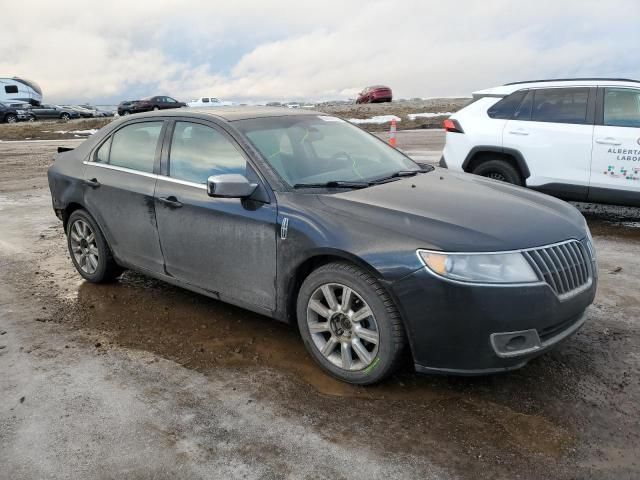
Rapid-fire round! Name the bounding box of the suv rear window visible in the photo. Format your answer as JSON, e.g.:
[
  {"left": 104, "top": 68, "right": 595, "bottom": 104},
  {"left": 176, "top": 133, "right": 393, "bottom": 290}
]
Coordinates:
[
  {"left": 531, "top": 88, "right": 589, "bottom": 124},
  {"left": 487, "top": 91, "right": 527, "bottom": 119}
]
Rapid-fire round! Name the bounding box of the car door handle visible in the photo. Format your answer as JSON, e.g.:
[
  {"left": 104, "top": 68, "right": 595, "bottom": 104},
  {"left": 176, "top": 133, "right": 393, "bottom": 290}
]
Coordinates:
[
  {"left": 158, "top": 196, "right": 183, "bottom": 208},
  {"left": 595, "top": 137, "right": 622, "bottom": 145},
  {"left": 84, "top": 178, "right": 101, "bottom": 188},
  {"left": 508, "top": 129, "right": 529, "bottom": 136}
]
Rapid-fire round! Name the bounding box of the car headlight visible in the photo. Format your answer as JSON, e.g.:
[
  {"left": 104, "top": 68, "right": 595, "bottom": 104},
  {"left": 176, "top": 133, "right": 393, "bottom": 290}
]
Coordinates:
[{"left": 418, "top": 250, "right": 539, "bottom": 284}]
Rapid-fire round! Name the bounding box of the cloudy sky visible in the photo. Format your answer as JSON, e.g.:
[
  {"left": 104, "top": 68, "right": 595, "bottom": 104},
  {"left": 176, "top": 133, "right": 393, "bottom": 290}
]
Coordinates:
[{"left": 2, "top": 0, "right": 639, "bottom": 104}]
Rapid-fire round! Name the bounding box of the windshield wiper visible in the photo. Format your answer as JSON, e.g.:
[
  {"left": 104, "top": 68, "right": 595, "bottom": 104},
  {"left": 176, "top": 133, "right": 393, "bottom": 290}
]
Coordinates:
[
  {"left": 293, "top": 180, "right": 371, "bottom": 189},
  {"left": 369, "top": 168, "right": 432, "bottom": 184}
]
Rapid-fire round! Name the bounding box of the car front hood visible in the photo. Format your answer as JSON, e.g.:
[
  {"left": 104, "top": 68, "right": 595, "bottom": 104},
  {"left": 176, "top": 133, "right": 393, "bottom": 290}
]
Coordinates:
[{"left": 317, "top": 169, "right": 587, "bottom": 252}]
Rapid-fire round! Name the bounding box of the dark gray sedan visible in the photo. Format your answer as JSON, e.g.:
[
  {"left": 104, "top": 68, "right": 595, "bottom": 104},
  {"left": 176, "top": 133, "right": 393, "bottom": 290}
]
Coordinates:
[
  {"left": 47, "top": 108, "right": 597, "bottom": 384},
  {"left": 31, "top": 104, "right": 80, "bottom": 120}
]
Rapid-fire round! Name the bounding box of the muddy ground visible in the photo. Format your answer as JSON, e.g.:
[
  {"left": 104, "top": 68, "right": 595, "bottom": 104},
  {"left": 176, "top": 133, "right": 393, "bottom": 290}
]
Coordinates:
[
  {"left": 0, "top": 98, "right": 468, "bottom": 141},
  {"left": 0, "top": 136, "right": 639, "bottom": 479}
]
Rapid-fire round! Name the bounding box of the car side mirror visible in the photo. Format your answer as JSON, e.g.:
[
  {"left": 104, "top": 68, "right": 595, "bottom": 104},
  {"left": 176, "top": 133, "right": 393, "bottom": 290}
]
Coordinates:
[{"left": 207, "top": 174, "right": 258, "bottom": 198}]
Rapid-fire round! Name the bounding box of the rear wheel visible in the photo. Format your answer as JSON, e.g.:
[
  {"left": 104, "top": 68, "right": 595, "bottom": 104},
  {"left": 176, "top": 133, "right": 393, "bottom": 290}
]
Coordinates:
[
  {"left": 472, "top": 159, "right": 523, "bottom": 186},
  {"left": 60, "top": 112, "right": 70, "bottom": 120},
  {"left": 297, "top": 262, "right": 406, "bottom": 385},
  {"left": 67, "top": 210, "right": 123, "bottom": 283}
]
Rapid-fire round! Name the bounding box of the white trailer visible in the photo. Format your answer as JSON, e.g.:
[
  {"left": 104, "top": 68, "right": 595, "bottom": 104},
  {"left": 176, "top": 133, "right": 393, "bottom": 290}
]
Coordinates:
[{"left": 0, "top": 77, "right": 43, "bottom": 105}]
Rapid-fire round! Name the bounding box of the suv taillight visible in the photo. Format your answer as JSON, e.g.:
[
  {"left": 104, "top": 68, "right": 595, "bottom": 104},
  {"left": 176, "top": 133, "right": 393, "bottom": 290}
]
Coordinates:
[{"left": 443, "top": 119, "right": 464, "bottom": 133}]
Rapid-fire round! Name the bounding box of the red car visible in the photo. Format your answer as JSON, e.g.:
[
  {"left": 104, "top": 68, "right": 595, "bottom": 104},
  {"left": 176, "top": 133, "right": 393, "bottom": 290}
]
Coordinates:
[{"left": 356, "top": 85, "right": 393, "bottom": 104}]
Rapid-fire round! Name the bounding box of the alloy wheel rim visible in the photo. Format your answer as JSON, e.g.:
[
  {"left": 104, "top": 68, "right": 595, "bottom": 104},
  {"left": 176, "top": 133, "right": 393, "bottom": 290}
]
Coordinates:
[
  {"left": 307, "top": 283, "right": 379, "bottom": 371},
  {"left": 7, "top": 116, "right": 16, "bottom": 123},
  {"left": 69, "top": 219, "right": 99, "bottom": 274}
]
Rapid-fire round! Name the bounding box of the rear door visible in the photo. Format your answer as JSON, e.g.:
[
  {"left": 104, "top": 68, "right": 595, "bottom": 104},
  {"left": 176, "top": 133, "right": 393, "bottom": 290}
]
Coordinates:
[
  {"left": 154, "top": 119, "right": 278, "bottom": 310},
  {"left": 503, "top": 87, "right": 595, "bottom": 199},
  {"left": 83, "top": 120, "right": 166, "bottom": 273},
  {"left": 590, "top": 87, "right": 640, "bottom": 204}
]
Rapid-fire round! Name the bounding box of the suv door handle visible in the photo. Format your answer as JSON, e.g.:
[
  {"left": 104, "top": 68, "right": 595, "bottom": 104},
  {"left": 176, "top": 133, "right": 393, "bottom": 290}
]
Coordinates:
[
  {"left": 508, "top": 129, "right": 529, "bottom": 136},
  {"left": 84, "top": 178, "right": 101, "bottom": 188},
  {"left": 158, "top": 196, "right": 183, "bottom": 208},
  {"left": 595, "top": 137, "right": 622, "bottom": 145}
]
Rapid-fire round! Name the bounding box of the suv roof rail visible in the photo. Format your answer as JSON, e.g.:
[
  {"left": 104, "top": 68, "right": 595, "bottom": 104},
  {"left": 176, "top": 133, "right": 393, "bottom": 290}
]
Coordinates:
[{"left": 504, "top": 78, "right": 640, "bottom": 86}]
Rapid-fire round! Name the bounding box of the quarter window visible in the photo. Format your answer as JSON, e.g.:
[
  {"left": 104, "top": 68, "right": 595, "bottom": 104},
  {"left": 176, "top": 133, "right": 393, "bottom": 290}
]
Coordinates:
[
  {"left": 169, "top": 122, "right": 246, "bottom": 184},
  {"left": 108, "top": 122, "right": 163, "bottom": 173},
  {"left": 4, "top": 85, "right": 18, "bottom": 94},
  {"left": 531, "top": 88, "right": 589, "bottom": 124},
  {"left": 603, "top": 88, "right": 640, "bottom": 128},
  {"left": 95, "top": 137, "right": 111, "bottom": 163},
  {"left": 487, "top": 90, "right": 527, "bottom": 119}
]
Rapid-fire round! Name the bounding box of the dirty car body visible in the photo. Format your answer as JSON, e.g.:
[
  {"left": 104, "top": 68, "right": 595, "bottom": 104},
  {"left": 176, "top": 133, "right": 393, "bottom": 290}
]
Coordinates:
[{"left": 48, "top": 107, "right": 597, "bottom": 382}]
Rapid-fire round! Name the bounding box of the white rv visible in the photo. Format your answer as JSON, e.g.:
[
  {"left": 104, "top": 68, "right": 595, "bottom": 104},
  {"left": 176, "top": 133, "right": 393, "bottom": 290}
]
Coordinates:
[{"left": 0, "top": 77, "right": 43, "bottom": 105}]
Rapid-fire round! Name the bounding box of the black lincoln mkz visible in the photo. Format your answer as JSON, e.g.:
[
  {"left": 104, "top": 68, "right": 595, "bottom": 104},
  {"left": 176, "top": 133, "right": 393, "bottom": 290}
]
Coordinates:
[{"left": 48, "top": 107, "right": 597, "bottom": 384}]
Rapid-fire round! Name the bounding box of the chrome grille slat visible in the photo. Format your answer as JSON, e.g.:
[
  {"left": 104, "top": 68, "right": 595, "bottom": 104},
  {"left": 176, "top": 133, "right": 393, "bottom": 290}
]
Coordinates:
[
  {"left": 559, "top": 243, "right": 579, "bottom": 289},
  {"left": 524, "top": 240, "right": 591, "bottom": 297}
]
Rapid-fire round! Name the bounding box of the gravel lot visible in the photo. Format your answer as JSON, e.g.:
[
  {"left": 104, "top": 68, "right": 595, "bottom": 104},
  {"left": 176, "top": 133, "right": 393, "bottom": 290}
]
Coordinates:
[{"left": 0, "top": 135, "right": 639, "bottom": 479}]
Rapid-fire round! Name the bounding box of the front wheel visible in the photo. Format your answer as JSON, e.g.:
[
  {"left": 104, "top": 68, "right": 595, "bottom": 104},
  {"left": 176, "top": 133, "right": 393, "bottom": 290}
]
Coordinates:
[
  {"left": 472, "top": 159, "right": 523, "bottom": 186},
  {"left": 60, "top": 113, "right": 70, "bottom": 120},
  {"left": 5, "top": 114, "right": 17, "bottom": 123},
  {"left": 297, "top": 262, "right": 406, "bottom": 385},
  {"left": 67, "top": 210, "right": 123, "bottom": 283},
  {"left": 153, "top": 106, "right": 160, "bottom": 111}
]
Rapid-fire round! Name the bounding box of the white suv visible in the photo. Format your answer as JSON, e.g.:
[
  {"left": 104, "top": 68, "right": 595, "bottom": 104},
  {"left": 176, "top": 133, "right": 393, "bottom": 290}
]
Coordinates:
[{"left": 441, "top": 78, "right": 640, "bottom": 206}]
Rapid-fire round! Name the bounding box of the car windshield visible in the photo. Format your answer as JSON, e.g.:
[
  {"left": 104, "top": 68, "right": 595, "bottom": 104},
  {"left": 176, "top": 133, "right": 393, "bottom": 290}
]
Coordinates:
[{"left": 234, "top": 115, "right": 420, "bottom": 187}]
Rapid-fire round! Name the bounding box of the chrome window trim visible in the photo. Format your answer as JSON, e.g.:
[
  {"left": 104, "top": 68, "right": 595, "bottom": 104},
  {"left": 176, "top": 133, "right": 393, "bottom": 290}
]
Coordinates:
[
  {"left": 415, "top": 238, "right": 591, "bottom": 294},
  {"left": 157, "top": 175, "right": 207, "bottom": 190},
  {"left": 82, "top": 161, "right": 208, "bottom": 190},
  {"left": 82, "top": 160, "right": 157, "bottom": 179}
]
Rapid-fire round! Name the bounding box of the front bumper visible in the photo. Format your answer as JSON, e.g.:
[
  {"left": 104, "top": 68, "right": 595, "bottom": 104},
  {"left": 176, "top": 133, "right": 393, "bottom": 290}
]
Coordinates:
[{"left": 391, "top": 258, "right": 597, "bottom": 375}]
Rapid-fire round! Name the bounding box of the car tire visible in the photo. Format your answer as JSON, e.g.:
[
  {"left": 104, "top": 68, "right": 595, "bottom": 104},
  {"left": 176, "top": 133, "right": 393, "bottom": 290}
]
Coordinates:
[
  {"left": 472, "top": 159, "right": 523, "bottom": 186},
  {"left": 67, "top": 209, "right": 123, "bottom": 283},
  {"left": 60, "top": 113, "right": 70, "bottom": 121},
  {"left": 5, "top": 114, "right": 17, "bottom": 123},
  {"left": 28, "top": 116, "right": 36, "bottom": 122},
  {"left": 153, "top": 106, "right": 160, "bottom": 111},
  {"left": 296, "top": 262, "right": 406, "bottom": 385},
  {"left": 122, "top": 110, "right": 130, "bottom": 116}
]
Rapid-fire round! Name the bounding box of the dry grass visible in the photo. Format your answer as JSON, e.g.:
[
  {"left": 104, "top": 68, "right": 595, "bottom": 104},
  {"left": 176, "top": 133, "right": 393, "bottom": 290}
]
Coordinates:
[{"left": 0, "top": 118, "right": 113, "bottom": 141}]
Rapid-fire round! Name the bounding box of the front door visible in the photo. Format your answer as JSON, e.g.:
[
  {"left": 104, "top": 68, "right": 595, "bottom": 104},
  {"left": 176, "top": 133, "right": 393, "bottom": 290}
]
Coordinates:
[
  {"left": 154, "top": 120, "right": 278, "bottom": 310},
  {"left": 83, "top": 120, "right": 166, "bottom": 273},
  {"left": 590, "top": 87, "right": 640, "bottom": 205},
  {"left": 503, "top": 87, "right": 594, "bottom": 199}
]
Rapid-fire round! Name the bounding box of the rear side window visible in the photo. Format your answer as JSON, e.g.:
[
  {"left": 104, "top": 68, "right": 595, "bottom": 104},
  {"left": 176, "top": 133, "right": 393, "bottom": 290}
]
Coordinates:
[
  {"left": 513, "top": 90, "right": 534, "bottom": 120},
  {"left": 201, "top": 97, "right": 210, "bottom": 103},
  {"left": 531, "top": 88, "right": 589, "bottom": 124},
  {"left": 4, "top": 85, "right": 18, "bottom": 94},
  {"left": 487, "top": 90, "right": 527, "bottom": 119},
  {"left": 108, "top": 122, "right": 163, "bottom": 173},
  {"left": 603, "top": 88, "right": 640, "bottom": 128},
  {"left": 169, "top": 122, "right": 247, "bottom": 184}
]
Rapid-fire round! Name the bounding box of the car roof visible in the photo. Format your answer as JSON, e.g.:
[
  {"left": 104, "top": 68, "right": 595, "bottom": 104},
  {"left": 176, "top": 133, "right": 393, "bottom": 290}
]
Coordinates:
[
  {"left": 133, "top": 106, "right": 322, "bottom": 122},
  {"left": 473, "top": 78, "right": 640, "bottom": 97}
]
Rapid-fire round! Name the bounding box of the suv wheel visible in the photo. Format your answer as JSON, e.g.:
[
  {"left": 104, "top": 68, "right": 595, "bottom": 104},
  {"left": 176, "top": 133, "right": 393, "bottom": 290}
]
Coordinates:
[
  {"left": 5, "top": 114, "right": 17, "bottom": 123},
  {"left": 67, "top": 210, "right": 123, "bottom": 283},
  {"left": 297, "top": 262, "right": 406, "bottom": 385},
  {"left": 472, "top": 159, "right": 523, "bottom": 186}
]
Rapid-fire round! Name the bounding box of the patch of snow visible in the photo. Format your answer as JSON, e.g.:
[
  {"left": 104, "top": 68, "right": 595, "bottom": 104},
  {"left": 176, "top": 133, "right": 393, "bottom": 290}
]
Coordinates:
[
  {"left": 407, "top": 112, "right": 453, "bottom": 120},
  {"left": 348, "top": 115, "right": 401, "bottom": 124}
]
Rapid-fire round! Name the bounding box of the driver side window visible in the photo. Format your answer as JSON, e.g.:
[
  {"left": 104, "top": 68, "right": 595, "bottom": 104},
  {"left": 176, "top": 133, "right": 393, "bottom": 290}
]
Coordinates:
[{"left": 169, "top": 122, "right": 247, "bottom": 184}]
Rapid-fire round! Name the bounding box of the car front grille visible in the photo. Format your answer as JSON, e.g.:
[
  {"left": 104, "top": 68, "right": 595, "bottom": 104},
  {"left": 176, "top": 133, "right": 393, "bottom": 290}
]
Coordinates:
[{"left": 522, "top": 240, "right": 592, "bottom": 298}]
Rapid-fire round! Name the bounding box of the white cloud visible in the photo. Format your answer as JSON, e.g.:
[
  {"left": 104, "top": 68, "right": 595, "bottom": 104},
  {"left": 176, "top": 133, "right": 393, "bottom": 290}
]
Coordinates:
[{"left": 1, "top": 0, "right": 639, "bottom": 103}]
